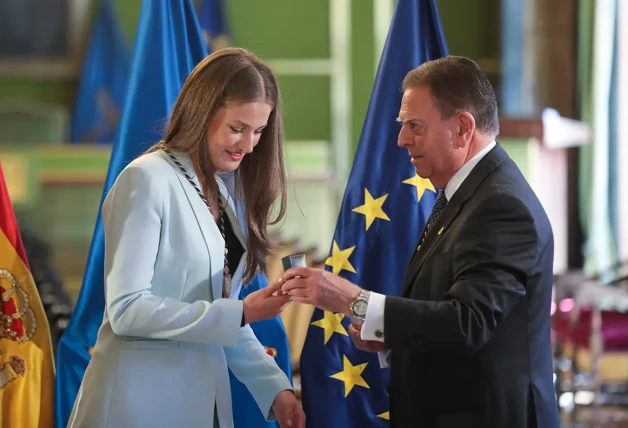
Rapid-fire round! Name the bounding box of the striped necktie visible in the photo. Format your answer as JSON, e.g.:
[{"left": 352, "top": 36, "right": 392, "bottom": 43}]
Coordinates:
[{"left": 424, "top": 189, "right": 447, "bottom": 237}]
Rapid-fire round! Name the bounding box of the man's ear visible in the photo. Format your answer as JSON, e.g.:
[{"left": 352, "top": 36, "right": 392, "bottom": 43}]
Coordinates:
[{"left": 457, "top": 112, "right": 475, "bottom": 147}]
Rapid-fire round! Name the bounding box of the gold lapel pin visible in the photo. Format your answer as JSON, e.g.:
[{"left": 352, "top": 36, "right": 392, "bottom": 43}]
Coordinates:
[{"left": 438, "top": 227, "right": 444, "bottom": 235}]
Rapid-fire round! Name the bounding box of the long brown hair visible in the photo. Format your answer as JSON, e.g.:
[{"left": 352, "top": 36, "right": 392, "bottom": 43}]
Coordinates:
[{"left": 146, "top": 47, "right": 287, "bottom": 283}]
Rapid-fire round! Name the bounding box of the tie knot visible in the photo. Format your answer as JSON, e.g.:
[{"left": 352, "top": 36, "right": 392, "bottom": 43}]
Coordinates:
[
  {"left": 423, "top": 190, "right": 447, "bottom": 237},
  {"left": 433, "top": 190, "right": 447, "bottom": 210}
]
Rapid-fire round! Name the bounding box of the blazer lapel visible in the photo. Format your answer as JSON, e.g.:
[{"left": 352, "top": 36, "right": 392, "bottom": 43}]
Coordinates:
[
  {"left": 163, "top": 151, "right": 225, "bottom": 301},
  {"left": 216, "top": 175, "right": 247, "bottom": 249},
  {"left": 217, "top": 178, "right": 248, "bottom": 296},
  {"left": 401, "top": 197, "right": 465, "bottom": 296},
  {"left": 401, "top": 143, "right": 509, "bottom": 296}
]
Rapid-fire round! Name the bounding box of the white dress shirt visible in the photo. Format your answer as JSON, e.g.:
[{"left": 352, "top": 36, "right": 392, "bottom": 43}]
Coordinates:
[{"left": 360, "top": 141, "right": 497, "bottom": 368}]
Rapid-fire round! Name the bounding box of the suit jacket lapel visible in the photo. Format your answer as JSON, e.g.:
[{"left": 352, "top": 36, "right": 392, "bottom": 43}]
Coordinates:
[
  {"left": 401, "top": 143, "right": 509, "bottom": 296},
  {"left": 401, "top": 197, "right": 465, "bottom": 296},
  {"left": 216, "top": 175, "right": 247, "bottom": 250},
  {"left": 217, "top": 178, "right": 248, "bottom": 294},
  {"left": 164, "top": 151, "right": 225, "bottom": 301}
]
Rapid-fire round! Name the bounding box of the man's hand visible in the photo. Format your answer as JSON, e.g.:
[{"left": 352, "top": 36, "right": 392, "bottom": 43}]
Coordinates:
[
  {"left": 272, "top": 390, "right": 305, "bottom": 428},
  {"left": 349, "top": 322, "right": 385, "bottom": 353},
  {"left": 279, "top": 267, "right": 361, "bottom": 316}
]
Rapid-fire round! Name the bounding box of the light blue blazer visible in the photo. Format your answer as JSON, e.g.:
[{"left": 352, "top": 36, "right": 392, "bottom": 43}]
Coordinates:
[{"left": 67, "top": 150, "right": 292, "bottom": 428}]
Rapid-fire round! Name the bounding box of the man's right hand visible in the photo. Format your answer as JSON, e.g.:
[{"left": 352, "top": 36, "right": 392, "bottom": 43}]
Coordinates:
[{"left": 348, "top": 323, "right": 385, "bottom": 353}]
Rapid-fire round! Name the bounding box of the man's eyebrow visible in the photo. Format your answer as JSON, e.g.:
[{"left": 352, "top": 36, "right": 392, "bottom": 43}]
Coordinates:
[{"left": 395, "top": 117, "right": 423, "bottom": 125}]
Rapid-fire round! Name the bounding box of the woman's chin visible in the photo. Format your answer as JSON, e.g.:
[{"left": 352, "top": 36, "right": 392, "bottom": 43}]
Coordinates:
[{"left": 215, "top": 159, "right": 241, "bottom": 172}]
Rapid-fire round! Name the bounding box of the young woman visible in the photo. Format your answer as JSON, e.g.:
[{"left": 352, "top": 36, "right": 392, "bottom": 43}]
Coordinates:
[{"left": 67, "top": 48, "right": 305, "bottom": 428}]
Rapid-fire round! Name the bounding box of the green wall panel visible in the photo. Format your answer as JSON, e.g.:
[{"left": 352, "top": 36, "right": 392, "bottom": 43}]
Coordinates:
[
  {"left": 436, "top": 0, "right": 501, "bottom": 92},
  {"left": 114, "top": 0, "right": 143, "bottom": 44},
  {"left": 500, "top": 138, "right": 531, "bottom": 181},
  {"left": 351, "top": 0, "right": 375, "bottom": 156},
  {"left": 0, "top": 80, "right": 76, "bottom": 106},
  {"left": 269, "top": 182, "right": 336, "bottom": 259},
  {"left": 278, "top": 75, "right": 331, "bottom": 142},
  {"left": 226, "top": 0, "right": 330, "bottom": 59},
  {"left": 436, "top": 0, "right": 500, "bottom": 59},
  {"left": 37, "top": 146, "right": 110, "bottom": 175},
  {"left": 0, "top": 0, "right": 100, "bottom": 108},
  {"left": 285, "top": 141, "right": 330, "bottom": 174}
]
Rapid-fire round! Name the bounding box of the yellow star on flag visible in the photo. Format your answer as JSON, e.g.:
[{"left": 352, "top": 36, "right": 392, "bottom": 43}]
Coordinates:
[
  {"left": 311, "top": 311, "right": 348, "bottom": 344},
  {"left": 402, "top": 174, "right": 436, "bottom": 201},
  {"left": 378, "top": 412, "right": 390, "bottom": 420},
  {"left": 330, "top": 355, "right": 370, "bottom": 397},
  {"left": 352, "top": 188, "right": 390, "bottom": 231},
  {"left": 325, "top": 241, "right": 357, "bottom": 275}
]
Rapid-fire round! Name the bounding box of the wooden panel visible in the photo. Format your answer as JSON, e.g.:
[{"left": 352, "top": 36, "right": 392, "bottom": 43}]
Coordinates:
[{"left": 532, "top": 0, "right": 577, "bottom": 118}]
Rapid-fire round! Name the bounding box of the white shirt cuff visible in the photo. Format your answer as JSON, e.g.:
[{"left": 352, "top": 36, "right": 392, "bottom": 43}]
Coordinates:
[
  {"left": 377, "top": 350, "right": 391, "bottom": 368},
  {"left": 360, "top": 291, "right": 385, "bottom": 342}
]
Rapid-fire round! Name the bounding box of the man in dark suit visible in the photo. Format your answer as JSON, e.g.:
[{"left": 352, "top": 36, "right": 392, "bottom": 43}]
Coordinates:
[{"left": 281, "top": 56, "right": 560, "bottom": 428}]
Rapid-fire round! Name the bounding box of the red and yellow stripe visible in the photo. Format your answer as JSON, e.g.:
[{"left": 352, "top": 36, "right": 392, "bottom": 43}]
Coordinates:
[{"left": 0, "top": 163, "right": 55, "bottom": 428}]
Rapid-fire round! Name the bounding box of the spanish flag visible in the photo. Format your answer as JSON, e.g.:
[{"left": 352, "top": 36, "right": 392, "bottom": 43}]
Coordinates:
[{"left": 0, "top": 162, "right": 55, "bottom": 428}]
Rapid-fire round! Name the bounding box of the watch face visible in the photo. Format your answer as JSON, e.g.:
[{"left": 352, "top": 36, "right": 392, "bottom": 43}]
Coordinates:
[{"left": 353, "top": 300, "right": 367, "bottom": 317}]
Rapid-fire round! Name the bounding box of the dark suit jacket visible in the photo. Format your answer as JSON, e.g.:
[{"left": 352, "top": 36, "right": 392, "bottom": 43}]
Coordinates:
[{"left": 384, "top": 144, "right": 559, "bottom": 428}]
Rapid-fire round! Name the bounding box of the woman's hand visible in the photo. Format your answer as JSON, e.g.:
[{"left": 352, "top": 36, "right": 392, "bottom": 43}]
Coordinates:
[
  {"left": 272, "top": 390, "right": 305, "bottom": 428},
  {"left": 243, "top": 278, "right": 291, "bottom": 324}
]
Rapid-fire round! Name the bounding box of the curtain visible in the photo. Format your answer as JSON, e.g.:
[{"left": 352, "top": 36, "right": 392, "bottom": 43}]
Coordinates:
[{"left": 578, "top": 0, "right": 619, "bottom": 277}]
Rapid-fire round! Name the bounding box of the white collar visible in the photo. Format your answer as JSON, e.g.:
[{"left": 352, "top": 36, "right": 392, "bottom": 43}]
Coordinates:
[{"left": 443, "top": 141, "right": 496, "bottom": 201}]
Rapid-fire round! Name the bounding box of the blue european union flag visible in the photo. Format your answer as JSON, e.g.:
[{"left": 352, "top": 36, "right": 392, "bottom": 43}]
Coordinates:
[
  {"left": 299, "top": 0, "right": 448, "bottom": 426},
  {"left": 55, "top": 1, "right": 207, "bottom": 426},
  {"left": 224, "top": 169, "right": 293, "bottom": 427},
  {"left": 231, "top": 273, "right": 292, "bottom": 428},
  {"left": 197, "top": 1, "right": 293, "bottom": 426},
  {"left": 69, "top": 0, "right": 129, "bottom": 144},
  {"left": 198, "top": 0, "right": 230, "bottom": 51}
]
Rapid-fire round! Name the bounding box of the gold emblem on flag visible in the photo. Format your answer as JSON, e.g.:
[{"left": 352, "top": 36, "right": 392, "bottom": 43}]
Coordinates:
[
  {"left": 0, "top": 350, "right": 26, "bottom": 389},
  {"left": 0, "top": 269, "right": 37, "bottom": 343}
]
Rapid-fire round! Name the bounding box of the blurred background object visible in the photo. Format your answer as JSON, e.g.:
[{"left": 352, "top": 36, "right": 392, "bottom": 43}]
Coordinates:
[{"left": 19, "top": 227, "right": 74, "bottom": 356}]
